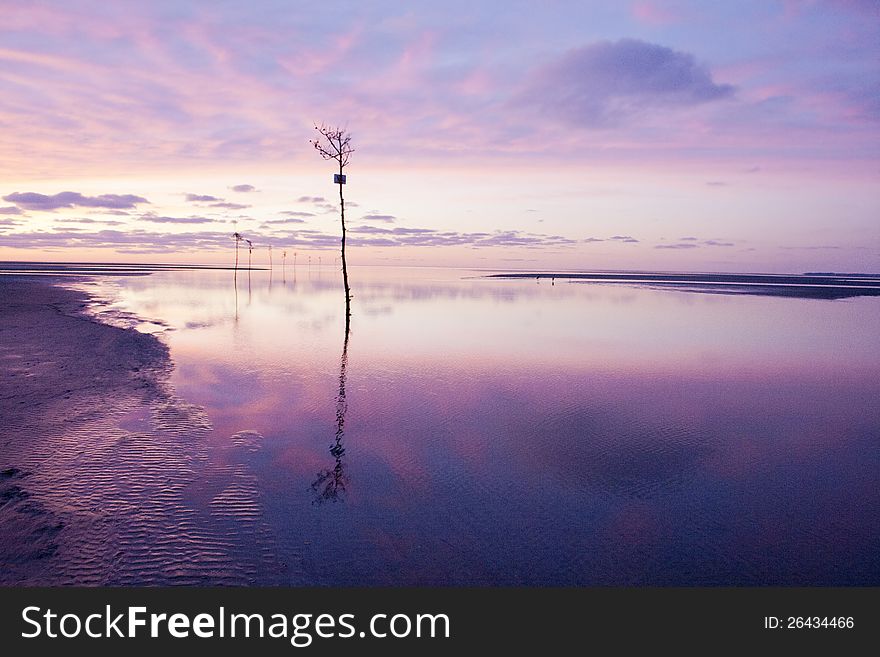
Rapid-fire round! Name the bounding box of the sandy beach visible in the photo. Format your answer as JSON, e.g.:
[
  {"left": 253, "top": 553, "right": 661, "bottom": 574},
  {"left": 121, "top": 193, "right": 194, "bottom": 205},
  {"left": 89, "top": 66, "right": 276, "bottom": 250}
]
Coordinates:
[
  {"left": 0, "top": 277, "right": 169, "bottom": 437},
  {"left": 0, "top": 276, "right": 276, "bottom": 585}
]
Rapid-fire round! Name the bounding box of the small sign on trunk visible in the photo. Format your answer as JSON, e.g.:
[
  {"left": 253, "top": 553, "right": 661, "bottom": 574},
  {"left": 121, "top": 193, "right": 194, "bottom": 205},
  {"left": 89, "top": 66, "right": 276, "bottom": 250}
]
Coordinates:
[{"left": 334, "top": 174, "right": 347, "bottom": 184}]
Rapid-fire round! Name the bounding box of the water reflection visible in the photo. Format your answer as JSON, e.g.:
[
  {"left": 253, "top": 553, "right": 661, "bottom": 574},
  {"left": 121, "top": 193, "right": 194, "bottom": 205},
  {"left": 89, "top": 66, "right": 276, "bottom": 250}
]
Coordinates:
[
  {"left": 65, "top": 266, "right": 880, "bottom": 585},
  {"left": 311, "top": 324, "right": 351, "bottom": 503},
  {"left": 233, "top": 272, "right": 239, "bottom": 322}
]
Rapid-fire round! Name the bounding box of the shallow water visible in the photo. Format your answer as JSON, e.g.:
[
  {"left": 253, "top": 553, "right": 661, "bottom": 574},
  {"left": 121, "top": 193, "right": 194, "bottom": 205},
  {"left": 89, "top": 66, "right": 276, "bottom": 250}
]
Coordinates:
[{"left": 53, "top": 266, "right": 880, "bottom": 583}]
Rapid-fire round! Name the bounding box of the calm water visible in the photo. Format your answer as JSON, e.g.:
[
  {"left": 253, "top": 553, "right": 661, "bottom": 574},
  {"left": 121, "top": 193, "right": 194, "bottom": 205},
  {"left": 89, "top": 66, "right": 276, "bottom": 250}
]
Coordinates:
[{"left": 71, "top": 266, "right": 880, "bottom": 584}]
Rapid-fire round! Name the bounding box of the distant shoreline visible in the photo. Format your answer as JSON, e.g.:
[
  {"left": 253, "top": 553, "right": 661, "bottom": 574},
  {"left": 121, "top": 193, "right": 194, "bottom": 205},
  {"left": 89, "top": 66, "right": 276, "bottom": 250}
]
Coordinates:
[{"left": 487, "top": 271, "right": 880, "bottom": 300}]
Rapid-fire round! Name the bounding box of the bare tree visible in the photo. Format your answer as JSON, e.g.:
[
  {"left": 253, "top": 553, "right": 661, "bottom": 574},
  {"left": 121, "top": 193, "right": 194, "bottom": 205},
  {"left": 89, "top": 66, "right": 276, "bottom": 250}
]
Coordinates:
[
  {"left": 245, "top": 239, "right": 253, "bottom": 269},
  {"left": 311, "top": 124, "right": 354, "bottom": 322},
  {"left": 232, "top": 232, "right": 244, "bottom": 271}
]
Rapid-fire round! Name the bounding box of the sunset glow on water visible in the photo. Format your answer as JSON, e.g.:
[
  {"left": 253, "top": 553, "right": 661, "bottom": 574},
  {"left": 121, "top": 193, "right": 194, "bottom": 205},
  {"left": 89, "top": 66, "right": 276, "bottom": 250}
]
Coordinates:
[{"left": 54, "top": 266, "right": 878, "bottom": 585}]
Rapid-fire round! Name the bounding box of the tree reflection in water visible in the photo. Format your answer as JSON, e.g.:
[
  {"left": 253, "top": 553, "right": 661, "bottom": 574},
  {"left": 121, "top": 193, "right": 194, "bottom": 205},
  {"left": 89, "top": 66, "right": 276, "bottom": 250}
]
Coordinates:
[{"left": 311, "top": 317, "right": 350, "bottom": 503}]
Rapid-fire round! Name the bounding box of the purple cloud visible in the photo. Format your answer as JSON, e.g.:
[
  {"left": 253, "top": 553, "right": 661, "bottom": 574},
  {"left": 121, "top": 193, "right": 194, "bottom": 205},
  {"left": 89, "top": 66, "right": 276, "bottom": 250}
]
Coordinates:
[
  {"left": 297, "top": 196, "right": 326, "bottom": 203},
  {"left": 609, "top": 235, "right": 640, "bottom": 243},
  {"left": 3, "top": 191, "right": 149, "bottom": 211},
  {"left": 351, "top": 225, "right": 444, "bottom": 236},
  {"left": 520, "top": 38, "right": 734, "bottom": 125},
  {"left": 261, "top": 218, "right": 307, "bottom": 225},
  {"left": 231, "top": 184, "right": 257, "bottom": 193},
  {"left": 185, "top": 193, "right": 221, "bottom": 202},
  {"left": 281, "top": 211, "right": 315, "bottom": 217},
  {"left": 55, "top": 217, "right": 125, "bottom": 226},
  {"left": 1, "top": 223, "right": 576, "bottom": 252},
  {"left": 0, "top": 229, "right": 219, "bottom": 252},
  {"left": 361, "top": 214, "right": 396, "bottom": 223},
  {"left": 348, "top": 224, "right": 575, "bottom": 248},
  {"left": 583, "top": 237, "right": 605, "bottom": 243},
  {"left": 704, "top": 240, "right": 735, "bottom": 246},
  {"left": 209, "top": 202, "right": 250, "bottom": 210},
  {"left": 0, "top": 206, "right": 23, "bottom": 215},
  {"left": 140, "top": 214, "right": 215, "bottom": 224},
  {"left": 781, "top": 245, "right": 845, "bottom": 251},
  {"left": 655, "top": 243, "right": 699, "bottom": 249}
]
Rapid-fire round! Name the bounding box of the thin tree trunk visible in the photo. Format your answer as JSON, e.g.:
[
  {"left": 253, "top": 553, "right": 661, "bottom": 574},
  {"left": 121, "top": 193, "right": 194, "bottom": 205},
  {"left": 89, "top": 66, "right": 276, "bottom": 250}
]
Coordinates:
[{"left": 339, "top": 160, "right": 351, "bottom": 325}]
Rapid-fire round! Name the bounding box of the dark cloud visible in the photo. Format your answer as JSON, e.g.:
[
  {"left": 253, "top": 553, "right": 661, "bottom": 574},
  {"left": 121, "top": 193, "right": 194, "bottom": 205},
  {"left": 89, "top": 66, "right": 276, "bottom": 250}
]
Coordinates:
[
  {"left": 185, "top": 193, "right": 221, "bottom": 202},
  {"left": 3, "top": 191, "right": 149, "bottom": 211},
  {"left": 230, "top": 184, "right": 257, "bottom": 193},
  {"left": 361, "top": 214, "right": 396, "bottom": 223},
  {"left": 297, "top": 196, "right": 326, "bottom": 203},
  {"left": 609, "top": 235, "right": 639, "bottom": 243},
  {"left": 655, "top": 242, "right": 699, "bottom": 249},
  {"left": 520, "top": 38, "right": 734, "bottom": 125},
  {"left": 209, "top": 202, "right": 250, "bottom": 210}
]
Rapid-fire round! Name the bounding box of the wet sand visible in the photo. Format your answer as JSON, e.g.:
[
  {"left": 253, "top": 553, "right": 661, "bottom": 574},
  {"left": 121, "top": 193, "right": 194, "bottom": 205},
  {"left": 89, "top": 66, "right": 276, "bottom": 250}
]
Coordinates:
[
  {"left": 0, "top": 277, "right": 169, "bottom": 437},
  {"left": 0, "top": 276, "right": 279, "bottom": 585}
]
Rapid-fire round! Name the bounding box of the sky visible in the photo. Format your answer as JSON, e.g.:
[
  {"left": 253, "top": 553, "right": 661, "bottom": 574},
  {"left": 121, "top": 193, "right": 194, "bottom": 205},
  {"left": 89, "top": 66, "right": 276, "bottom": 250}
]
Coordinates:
[{"left": 0, "top": 0, "right": 877, "bottom": 272}]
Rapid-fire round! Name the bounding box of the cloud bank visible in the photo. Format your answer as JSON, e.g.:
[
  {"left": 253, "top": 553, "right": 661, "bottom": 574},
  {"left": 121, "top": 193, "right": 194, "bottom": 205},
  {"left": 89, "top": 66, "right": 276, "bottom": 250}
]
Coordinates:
[{"left": 3, "top": 191, "right": 149, "bottom": 211}]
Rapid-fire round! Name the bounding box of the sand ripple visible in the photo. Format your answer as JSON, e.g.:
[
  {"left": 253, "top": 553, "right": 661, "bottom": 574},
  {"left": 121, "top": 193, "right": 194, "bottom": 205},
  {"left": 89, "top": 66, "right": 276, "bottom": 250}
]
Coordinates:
[{"left": 0, "top": 277, "right": 282, "bottom": 585}]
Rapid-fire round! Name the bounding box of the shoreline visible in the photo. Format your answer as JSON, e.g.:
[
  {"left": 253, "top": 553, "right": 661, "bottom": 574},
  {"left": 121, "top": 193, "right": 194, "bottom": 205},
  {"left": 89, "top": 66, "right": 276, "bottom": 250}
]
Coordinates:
[
  {"left": 0, "top": 275, "right": 171, "bottom": 445},
  {"left": 487, "top": 271, "right": 880, "bottom": 299},
  {"left": 0, "top": 275, "right": 171, "bottom": 584},
  {"left": 0, "top": 275, "right": 276, "bottom": 585}
]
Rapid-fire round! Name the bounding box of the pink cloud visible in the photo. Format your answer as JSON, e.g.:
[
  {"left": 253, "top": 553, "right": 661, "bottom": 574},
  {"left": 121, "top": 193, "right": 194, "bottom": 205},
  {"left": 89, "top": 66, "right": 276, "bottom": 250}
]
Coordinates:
[{"left": 631, "top": 1, "right": 682, "bottom": 25}]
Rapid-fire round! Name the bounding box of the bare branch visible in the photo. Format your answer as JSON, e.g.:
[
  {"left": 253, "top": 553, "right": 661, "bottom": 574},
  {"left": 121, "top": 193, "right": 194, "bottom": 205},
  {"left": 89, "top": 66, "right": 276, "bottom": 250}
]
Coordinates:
[{"left": 310, "top": 123, "right": 354, "bottom": 169}]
